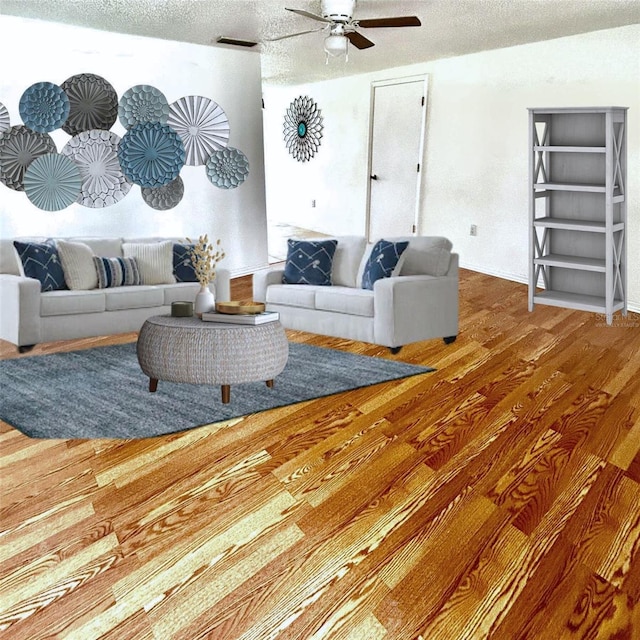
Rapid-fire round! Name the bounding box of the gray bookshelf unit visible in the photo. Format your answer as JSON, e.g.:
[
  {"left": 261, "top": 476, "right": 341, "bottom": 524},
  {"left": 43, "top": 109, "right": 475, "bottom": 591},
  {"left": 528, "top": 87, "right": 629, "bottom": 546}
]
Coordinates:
[{"left": 528, "top": 107, "right": 628, "bottom": 325}]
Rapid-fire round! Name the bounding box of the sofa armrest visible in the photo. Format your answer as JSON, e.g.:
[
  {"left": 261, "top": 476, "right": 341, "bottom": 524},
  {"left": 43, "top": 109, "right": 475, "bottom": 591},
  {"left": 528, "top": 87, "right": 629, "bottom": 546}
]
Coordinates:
[
  {"left": 212, "top": 267, "right": 231, "bottom": 302},
  {"left": 252, "top": 267, "right": 285, "bottom": 303},
  {"left": 0, "top": 274, "right": 42, "bottom": 347},
  {"left": 373, "top": 269, "right": 459, "bottom": 347}
]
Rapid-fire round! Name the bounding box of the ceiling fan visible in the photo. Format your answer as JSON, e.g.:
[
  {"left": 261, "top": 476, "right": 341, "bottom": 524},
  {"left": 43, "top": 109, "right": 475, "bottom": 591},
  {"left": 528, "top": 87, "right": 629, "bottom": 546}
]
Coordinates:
[{"left": 268, "top": 0, "right": 421, "bottom": 59}]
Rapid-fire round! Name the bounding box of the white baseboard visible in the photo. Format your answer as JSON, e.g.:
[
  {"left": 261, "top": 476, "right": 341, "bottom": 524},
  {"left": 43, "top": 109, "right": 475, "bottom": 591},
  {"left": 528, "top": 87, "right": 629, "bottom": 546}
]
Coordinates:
[{"left": 459, "top": 260, "right": 529, "bottom": 285}]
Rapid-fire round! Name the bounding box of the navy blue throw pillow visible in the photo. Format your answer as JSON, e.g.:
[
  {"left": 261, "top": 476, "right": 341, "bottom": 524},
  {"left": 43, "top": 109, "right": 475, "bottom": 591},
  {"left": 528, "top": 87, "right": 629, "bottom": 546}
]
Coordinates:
[
  {"left": 13, "top": 240, "right": 68, "bottom": 292},
  {"left": 173, "top": 243, "right": 198, "bottom": 282},
  {"left": 283, "top": 239, "right": 338, "bottom": 286},
  {"left": 361, "top": 239, "right": 409, "bottom": 290}
]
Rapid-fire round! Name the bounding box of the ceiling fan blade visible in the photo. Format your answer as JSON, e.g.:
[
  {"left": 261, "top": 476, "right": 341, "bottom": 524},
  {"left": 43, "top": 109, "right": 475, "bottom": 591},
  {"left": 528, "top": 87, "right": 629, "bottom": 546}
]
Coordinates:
[
  {"left": 346, "top": 30, "right": 375, "bottom": 50},
  {"left": 265, "top": 26, "right": 326, "bottom": 42},
  {"left": 285, "top": 7, "right": 332, "bottom": 23},
  {"left": 357, "top": 16, "right": 422, "bottom": 28}
]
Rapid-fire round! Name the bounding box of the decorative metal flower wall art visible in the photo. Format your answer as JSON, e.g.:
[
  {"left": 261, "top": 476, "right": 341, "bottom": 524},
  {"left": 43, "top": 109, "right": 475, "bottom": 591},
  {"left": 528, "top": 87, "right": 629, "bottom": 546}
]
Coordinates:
[
  {"left": 283, "top": 95, "right": 323, "bottom": 162},
  {"left": 2, "top": 74, "right": 249, "bottom": 209},
  {"left": 0, "top": 102, "right": 9, "bottom": 134},
  {"left": 205, "top": 147, "right": 249, "bottom": 189},
  {"left": 167, "top": 96, "right": 230, "bottom": 166},
  {"left": 19, "top": 82, "right": 70, "bottom": 133},
  {"left": 0, "top": 125, "right": 56, "bottom": 191},
  {"left": 60, "top": 73, "right": 118, "bottom": 136},
  {"left": 118, "top": 85, "right": 170, "bottom": 129},
  {"left": 141, "top": 176, "right": 184, "bottom": 210},
  {"left": 117, "top": 121, "right": 186, "bottom": 188},
  {"left": 62, "top": 129, "right": 132, "bottom": 208},
  {"left": 23, "top": 152, "right": 82, "bottom": 211}
]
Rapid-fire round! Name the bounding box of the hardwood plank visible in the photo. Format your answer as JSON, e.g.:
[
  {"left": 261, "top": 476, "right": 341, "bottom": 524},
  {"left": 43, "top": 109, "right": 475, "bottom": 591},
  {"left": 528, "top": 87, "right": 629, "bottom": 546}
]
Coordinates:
[{"left": 0, "top": 270, "right": 638, "bottom": 639}]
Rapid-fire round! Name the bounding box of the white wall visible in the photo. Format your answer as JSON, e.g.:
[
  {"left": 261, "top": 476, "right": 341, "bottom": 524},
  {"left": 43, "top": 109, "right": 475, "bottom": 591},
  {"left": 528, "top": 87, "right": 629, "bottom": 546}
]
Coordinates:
[
  {"left": 0, "top": 15, "right": 268, "bottom": 276},
  {"left": 262, "top": 25, "right": 640, "bottom": 312}
]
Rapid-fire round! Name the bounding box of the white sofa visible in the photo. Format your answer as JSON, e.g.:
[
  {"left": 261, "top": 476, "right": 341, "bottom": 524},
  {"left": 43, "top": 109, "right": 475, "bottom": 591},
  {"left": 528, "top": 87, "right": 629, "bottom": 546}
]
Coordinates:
[
  {"left": 0, "top": 237, "right": 230, "bottom": 352},
  {"left": 253, "top": 235, "right": 458, "bottom": 352}
]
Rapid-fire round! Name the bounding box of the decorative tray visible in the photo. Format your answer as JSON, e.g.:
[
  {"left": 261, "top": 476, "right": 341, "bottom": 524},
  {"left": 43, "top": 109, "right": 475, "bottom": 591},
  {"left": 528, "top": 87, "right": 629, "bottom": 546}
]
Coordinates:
[{"left": 215, "top": 301, "right": 266, "bottom": 315}]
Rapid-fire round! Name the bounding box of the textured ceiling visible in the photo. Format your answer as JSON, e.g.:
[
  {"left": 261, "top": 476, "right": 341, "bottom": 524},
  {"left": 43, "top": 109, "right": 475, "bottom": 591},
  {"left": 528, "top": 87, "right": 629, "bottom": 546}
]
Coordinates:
[{"left": 2, "top": 0, "right": 639, "bottom": 84}]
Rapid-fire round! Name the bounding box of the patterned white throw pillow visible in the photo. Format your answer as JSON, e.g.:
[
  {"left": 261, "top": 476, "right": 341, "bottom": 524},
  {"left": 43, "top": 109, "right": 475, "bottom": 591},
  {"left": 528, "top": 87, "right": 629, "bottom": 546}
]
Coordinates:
[
  {"left": 122, "top": 241, "right": 176, "bottom": 285},
  {"left": 56, "top": 239, "right": 98, "bottom": 290}
]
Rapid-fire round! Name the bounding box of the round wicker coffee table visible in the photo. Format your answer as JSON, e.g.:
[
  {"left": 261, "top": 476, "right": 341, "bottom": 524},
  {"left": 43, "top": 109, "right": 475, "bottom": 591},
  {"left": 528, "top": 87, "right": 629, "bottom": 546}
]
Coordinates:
[{"left": 136, "top": 315, "right": 289, "bottom": 404}]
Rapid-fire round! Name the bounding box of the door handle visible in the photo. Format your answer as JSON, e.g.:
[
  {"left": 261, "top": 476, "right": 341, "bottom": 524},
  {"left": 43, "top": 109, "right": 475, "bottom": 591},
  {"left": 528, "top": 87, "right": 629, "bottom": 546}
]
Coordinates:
[{"left": 370, "top": 174, "right": 378, "bottom": 180}]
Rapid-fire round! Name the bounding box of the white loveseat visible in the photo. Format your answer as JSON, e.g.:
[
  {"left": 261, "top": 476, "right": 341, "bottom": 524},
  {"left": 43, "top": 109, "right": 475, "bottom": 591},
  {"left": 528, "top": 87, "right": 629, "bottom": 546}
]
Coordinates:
[
  {"left": 0, "top": 237, "right": 231, "bottom": 352},
  {"left": 253, "top": 235, "right": 458, "bottom": 352}
]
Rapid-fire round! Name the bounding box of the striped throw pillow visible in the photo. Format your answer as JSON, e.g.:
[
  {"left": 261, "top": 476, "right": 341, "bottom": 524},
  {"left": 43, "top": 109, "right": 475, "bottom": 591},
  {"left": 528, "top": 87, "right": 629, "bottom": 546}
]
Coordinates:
[
  {"left": 122, "top": 241, "right": 175, "bottom": 285},
  {"left": 93, "top": 256, "right": 141, "bottom": 288}
]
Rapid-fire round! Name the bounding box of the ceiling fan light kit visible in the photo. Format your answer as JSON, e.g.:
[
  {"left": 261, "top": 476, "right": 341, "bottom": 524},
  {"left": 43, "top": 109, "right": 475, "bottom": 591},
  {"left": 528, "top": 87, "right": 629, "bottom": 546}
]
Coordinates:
[
  {"left": 324, "top": 23, "right": 349, "bottom": 61},
  {"left": 324, "top": 34, "right": 348, "bottom": 60}
]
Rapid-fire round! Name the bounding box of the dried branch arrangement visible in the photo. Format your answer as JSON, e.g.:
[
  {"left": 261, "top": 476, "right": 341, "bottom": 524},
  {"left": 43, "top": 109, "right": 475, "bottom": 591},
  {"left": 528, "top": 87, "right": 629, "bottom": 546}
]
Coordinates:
[{"left": 186, "top": 234, "right": 226, "bottom": 286}]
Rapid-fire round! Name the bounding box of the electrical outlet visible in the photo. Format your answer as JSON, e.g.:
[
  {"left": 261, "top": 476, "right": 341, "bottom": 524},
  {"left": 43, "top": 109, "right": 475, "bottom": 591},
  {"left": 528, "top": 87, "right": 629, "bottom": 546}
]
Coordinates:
[{"left": 470, "top": 224, "right": 477, "bottom": 236}]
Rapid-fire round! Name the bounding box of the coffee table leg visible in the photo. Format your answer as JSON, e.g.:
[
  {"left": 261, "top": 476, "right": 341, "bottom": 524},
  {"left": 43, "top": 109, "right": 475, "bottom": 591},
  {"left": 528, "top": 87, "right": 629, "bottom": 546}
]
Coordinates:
[
  {"left": 266, "top": 379, "right": 274, "bottom": 388},
  {"left": 221, "top": 384, "right": 230, "bottom": 404},
  {"left": 149, "top": 378, "right": 158, "bottom": 392}
]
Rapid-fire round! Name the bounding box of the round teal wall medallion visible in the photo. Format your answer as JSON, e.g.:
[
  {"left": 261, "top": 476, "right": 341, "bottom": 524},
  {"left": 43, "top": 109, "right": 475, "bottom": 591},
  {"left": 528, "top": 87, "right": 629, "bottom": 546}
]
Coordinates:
[
  {"left": 283, "top": 96, "right": 323, "bottom": 162},
  {"left": 19, "top": 82, "right": 70, "bottom": 133},
  {"left": 117, "top": 122, "right": 186, "bottom": 188},
  {"left": 23, "top": 153, "right": 82, "bottom": 211}
]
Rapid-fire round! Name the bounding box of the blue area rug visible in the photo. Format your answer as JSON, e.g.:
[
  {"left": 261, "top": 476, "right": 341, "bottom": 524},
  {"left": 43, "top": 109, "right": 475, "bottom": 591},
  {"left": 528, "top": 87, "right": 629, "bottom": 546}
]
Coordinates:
[{"left": 0, "top": 342, "right": 433, "bottom": 439}]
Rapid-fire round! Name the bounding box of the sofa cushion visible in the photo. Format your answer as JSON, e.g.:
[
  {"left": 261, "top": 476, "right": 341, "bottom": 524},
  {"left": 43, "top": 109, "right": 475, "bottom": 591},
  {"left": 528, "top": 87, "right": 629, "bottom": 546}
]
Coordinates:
[
  {"left": 40, "top": 289, "right": 106, "bottom": 316},
  {"left": 122, "top": 241, "right": 176, "bottom": 285},
  {"left": 93, "top": 256, "right": 141, "bottom": 288},
  {"left": 13, "top": 240, "right": 68, "bottom": 292},
  {"left": 283, "top": 239, "right": 337, "bottom": 286},
  {"left": 56, "top": 240, "right": 98, "bottom": 290},
  {"left": 361, "top": 239, "right": 409, "bottom": 290},
  {"left": 315, "top": 286, "right": 374, "bottom": 317},
  {"left": 330, "top": 236, "right": 367, "bottom": 287},
  {"left": 266, "top": 284, "right": 317, "bottom": 308},
  {"left": 104, "top": 286, "right": 164, "bottom": 311},
  {"left": 163, "top": 282, "right": 201, "bottom": 305},
  {"left": 173, "top": 243, "right": 198, "bottom": 282},
  {"left": 398, "top": 236, "right": 452, "bottom": 276},
  {"left": 69, "top": 237, "right": 124, "bottom": 258}
]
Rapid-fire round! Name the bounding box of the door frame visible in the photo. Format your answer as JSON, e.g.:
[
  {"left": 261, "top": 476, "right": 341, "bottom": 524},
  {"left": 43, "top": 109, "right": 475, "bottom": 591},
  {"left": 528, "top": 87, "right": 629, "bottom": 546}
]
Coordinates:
[{"left": 365, "top": 74, "right": 429, "bottom": 241}]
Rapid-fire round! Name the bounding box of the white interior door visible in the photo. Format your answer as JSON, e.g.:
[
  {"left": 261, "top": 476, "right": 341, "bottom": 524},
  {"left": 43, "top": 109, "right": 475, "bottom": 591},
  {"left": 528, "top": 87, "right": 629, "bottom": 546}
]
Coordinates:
[{"left": 367, "top": 76, "right": 428, "bottom": 240}]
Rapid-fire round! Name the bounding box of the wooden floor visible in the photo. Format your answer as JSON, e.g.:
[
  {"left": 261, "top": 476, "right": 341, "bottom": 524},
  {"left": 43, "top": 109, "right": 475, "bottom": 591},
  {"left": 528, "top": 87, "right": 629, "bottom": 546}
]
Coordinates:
[{"left": 1, "top": 269, "right": 639, "bottom": 640}]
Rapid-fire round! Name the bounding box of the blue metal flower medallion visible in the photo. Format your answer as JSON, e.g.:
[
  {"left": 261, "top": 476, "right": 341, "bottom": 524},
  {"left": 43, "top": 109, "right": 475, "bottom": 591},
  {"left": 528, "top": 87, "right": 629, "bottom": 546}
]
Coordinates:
[
  {"left": 117, "top": 122, "right": 186, "bottom": 188},
  {"left": 19, "top": 82, "right": 70, "bottom": 133}
]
